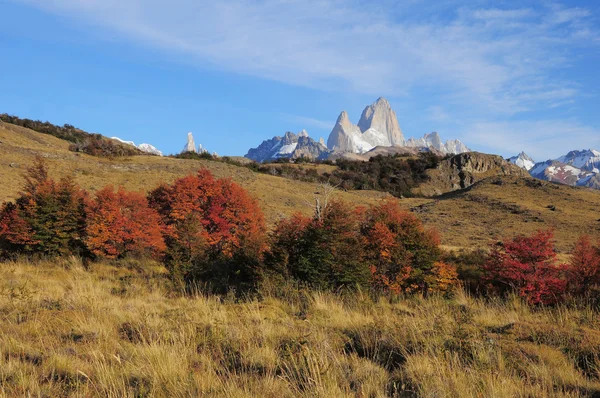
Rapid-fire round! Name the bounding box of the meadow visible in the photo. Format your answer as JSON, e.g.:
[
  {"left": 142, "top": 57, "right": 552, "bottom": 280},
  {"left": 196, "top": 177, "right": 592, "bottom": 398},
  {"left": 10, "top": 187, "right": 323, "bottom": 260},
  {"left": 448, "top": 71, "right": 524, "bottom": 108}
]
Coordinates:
[{"left": 1, "top": 258, "right": 600, "bottom": 397}]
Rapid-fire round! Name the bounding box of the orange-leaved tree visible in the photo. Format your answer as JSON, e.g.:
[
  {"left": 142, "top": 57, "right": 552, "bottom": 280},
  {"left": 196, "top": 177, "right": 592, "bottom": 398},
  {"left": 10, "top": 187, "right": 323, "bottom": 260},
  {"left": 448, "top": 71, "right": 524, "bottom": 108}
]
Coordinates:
[
  {"left": 148, "top": 169, "right": 267, "bottom": 291},
  {"left": 85, "top": 186, "right": 166, "bottom": 259},
  {"left": 483, "top": 230, "right": 568, "bottom": 305},
  {"left": 361, "top": 199, "right": 450, "bottom": 294},
  {"left": 0, "top": 157, "right": 88, "bottom": 256}
]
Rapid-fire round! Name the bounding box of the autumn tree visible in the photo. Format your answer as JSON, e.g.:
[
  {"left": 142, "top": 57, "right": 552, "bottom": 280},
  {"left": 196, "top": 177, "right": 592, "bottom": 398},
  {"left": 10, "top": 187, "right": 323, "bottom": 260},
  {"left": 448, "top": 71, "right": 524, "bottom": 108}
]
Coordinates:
[
  {"left": 0, "top": 158, "right": 88, "bottom": 257},
  {"left": 148, "top": 169, "right": 267, "bottom": 291},
  {"left": 568, "top": 235, "right": 600, "bottom": 297},
  {"left": 483, "top": 230, "right": 568, "bottom": 305},
  {"left": 361, "top": 200, "right": 448, "bottom": 294},
  {"left": 85, "top": 186, "right": 166, "bottom": 259}
]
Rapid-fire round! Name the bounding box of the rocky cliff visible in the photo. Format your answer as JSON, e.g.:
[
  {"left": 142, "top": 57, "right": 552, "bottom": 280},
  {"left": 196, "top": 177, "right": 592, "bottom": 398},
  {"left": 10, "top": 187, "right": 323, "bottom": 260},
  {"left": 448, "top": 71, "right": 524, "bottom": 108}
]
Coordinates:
[{"left": 415, "top": 152, "right": 528, "bottom": 196}]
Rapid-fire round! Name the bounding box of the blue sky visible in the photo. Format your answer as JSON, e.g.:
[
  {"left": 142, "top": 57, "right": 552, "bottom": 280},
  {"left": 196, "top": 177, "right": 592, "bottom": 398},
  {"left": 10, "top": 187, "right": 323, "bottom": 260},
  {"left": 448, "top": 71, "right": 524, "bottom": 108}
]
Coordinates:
[{"left": 1, "top": 0, "right": 599, "bottom": 160}]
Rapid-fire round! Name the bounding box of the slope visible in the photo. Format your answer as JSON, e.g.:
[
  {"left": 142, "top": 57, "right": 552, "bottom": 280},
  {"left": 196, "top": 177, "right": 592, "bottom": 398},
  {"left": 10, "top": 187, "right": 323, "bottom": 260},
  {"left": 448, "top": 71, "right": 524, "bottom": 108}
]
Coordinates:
[
  {"left": 1, "top": 121, "right": 599, "bottom": 252},
  {"left": 0, "top": 121, "right": 387, "bottom": 225}
]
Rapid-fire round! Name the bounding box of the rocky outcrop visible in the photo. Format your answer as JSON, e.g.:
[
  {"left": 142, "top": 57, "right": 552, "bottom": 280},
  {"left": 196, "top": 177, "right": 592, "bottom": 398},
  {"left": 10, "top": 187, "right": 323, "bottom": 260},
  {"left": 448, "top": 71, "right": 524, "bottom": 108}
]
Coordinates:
[
  {"left": 415, "top": 152, "right": 528, "bottom": 196},
  {"left": 246, "top": 130, "right": 330, "bottom": 162},
  {"left": 292, "top": 135, "right": 330, "bottom": 160},
  {"left": 182, "top": 132, "right": 196, "bottom": 153}
]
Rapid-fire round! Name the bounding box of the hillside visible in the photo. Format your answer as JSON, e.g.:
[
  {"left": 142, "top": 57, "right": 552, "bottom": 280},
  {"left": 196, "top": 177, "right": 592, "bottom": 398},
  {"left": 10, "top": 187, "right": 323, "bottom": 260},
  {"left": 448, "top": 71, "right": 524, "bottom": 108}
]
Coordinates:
[
  {"left": 0, "top": 121, "right": 387, "bottom": 225},
  {"left": 1, "top": 121, "right": 599, "bottom": 252}
]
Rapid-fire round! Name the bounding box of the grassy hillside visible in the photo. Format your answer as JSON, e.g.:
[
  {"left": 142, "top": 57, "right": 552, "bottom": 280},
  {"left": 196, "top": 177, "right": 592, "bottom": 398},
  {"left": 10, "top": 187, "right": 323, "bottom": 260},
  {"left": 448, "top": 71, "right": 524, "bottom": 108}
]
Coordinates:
[
  {"left": 0, "top": 121, "right": 387, "bottom": 225},
  {"left": 1, "top": 259, "right": 599, "bottom": 397},
  {"left": 1, "top": 120, "right": 599, "bottom": 252}
]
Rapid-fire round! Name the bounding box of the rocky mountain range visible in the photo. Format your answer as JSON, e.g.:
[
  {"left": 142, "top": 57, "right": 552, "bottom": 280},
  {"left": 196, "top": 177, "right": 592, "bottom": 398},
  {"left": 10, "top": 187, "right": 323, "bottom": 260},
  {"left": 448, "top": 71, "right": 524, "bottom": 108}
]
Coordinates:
[
  {"left": 510, "top": 149, "right": 600, "bottom": 189},
  {"left": 111, "top": 137, "right": 162, "bottom": 156},
  {"left": 246, "top": 97, "right": 470, "bottom": 162},
  {"left": 405, "top": 132, "right": 470, "bottom": 155},
  {"left": 245, "top": 130, "right": 330, "bottom": 162},
  {"left": 328, "top": 97, "right": 405, "bottom": 153}
]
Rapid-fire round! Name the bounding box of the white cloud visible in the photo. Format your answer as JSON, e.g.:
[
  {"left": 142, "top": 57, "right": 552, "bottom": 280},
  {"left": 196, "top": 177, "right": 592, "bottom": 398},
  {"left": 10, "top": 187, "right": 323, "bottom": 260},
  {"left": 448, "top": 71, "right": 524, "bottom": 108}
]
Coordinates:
[
  {"left": 13, "top": 0, "right": 600, "bottom": 157},
  {"left": 15, "top": 0, "right": 597, "bottom": 115},
  {"left": 461, "top": 119, "right": 600, "bottom": 160}
]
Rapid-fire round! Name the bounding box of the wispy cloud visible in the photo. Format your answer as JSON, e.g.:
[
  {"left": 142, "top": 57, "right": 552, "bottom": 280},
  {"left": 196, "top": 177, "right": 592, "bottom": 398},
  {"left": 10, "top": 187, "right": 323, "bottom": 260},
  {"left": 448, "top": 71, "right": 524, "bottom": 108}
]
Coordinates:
[
  {"left": 282, "top": 114, "right": 334, "bottom": 131},
  {"left": 16, "top": 0, "right": 597, "bottom": 114},
  {"left": 13, "top": 0, "right": 600, "bottom": 157},
  {"left": 462, "top": 119, "right": 600, "bottom": 160}
]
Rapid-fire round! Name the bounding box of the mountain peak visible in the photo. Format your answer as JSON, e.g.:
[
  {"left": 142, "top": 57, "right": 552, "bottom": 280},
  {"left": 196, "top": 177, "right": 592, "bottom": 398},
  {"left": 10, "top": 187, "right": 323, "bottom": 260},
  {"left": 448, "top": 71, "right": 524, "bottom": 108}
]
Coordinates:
[
  {"left": 373, "top": 97, "right": 391, "bottom": 108},
  {"left": 509, "top": 152, "right": 535, "bottom": 170},
  {"left": 357, "top": 98, "right": 404, "bottom": 146},
  {"left": 336, "top": 110, "right": 350, "bottom": 124}
]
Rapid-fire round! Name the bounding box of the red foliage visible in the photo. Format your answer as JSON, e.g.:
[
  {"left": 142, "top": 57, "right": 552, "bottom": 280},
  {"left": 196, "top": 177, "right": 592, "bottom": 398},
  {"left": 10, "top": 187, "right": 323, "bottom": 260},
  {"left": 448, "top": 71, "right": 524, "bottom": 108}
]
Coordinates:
[
  {"left": 86, "top": 186, "right": 166, "bottom": 259},
  {"left": 568, "top": 235, "right": 600, "bottom": 296},
  {"left": 484, "top": 230, "right": 568, "bottom": 305},
  {"left": 148, "top": 169, "right": 267, "bottom": 260}
]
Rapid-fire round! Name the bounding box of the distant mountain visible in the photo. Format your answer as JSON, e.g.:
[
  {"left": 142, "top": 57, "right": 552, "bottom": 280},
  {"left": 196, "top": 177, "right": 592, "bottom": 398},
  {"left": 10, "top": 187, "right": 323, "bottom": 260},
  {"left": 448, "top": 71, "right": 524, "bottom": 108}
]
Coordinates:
[
  {"left": 557, "top": 149, "right": 600, "bottom": 172},
  {"left": 405, "top": 132, "right": 470, "bottom": 155},
  {"left": 326, "top": 98, "right": 469, "bottom": 155},
  {"left": 111, "top": 137, "right": 162, "bottom": 156},
  {"left": 526, "top": 149, "right": 600, "bottom": 189},
  {"left": 328, "top": 97, "right": 404, "bottom": 153},
  {"left": 180, "top": 132, "right": 210, "bottom": 155},
  {"left": 245, "top": 130, "right": 330, "bottom": 162},
  {"left": 508, "top": 152, "right": 535, "bottom": 171}
]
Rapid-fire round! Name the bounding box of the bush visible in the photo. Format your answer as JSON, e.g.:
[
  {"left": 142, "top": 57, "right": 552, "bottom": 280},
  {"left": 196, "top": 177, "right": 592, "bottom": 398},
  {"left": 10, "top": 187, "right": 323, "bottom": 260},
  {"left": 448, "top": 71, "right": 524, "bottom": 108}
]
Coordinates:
[
  {"left": 269, "top": 201, "right": 369, "bottom": 289},
  {"left": 85, "top": 186, "right": 166, "bottom": 259},
  {"left": 568, "top": 235, "right": 600, "bottom": 298},
  {"left": 361, "top": 200, "right": 453, "bottom": 294},
  {"left": 483, "top": 230, "right": 568, "bottom": 305},
  {"left": 148, "top": 169, "right": 267, "bottom": 292},
  {"left": 0, "top": 158, "right": 89, "bottom": 257}
]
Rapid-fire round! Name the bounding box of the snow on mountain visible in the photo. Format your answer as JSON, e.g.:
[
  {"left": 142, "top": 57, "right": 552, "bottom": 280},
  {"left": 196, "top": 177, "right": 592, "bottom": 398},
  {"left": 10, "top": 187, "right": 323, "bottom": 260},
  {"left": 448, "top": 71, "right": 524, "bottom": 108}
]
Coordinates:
[
  {"left": 246, "top": 130, "right": 330, "bottom": 162},
  {"left": 509, "top": 152, "right": 535, "bottom": 171},
  {"left": 557, "top": 149, "right": 600, "bottom": 172},
  {"left": 111, "top": 137, "right": 163, "bottom": 156},
  {"left": 528, "top": 149, "right": 600, "bottom": 189},
  {"left": 137, "top": 143, "right": 163, "bottom": 156},
  {"left": 326, "top": 98, "right": 469, "bottom": 155},
  {"left": 405, "top": 132, "right": 470, "bottom": 155},
  {"left": 327, "top": 98, "right": 402, "bottom": 153}
]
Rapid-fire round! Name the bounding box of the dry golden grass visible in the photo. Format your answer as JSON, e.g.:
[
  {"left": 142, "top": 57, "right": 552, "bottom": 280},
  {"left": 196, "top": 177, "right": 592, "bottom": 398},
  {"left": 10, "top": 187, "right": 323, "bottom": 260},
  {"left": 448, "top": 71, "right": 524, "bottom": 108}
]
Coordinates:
[
  {"left": 1, "top": 121, "right": 599, "bottom": 252},
  {"left": 408, "top": 176, "right": 600, "bottom": 252},
  {"left": 1, "top": 259, "right": 600, "bottom": 397},
  {"left": 0, "top": 121, "right": 387, "bottom": 226}
]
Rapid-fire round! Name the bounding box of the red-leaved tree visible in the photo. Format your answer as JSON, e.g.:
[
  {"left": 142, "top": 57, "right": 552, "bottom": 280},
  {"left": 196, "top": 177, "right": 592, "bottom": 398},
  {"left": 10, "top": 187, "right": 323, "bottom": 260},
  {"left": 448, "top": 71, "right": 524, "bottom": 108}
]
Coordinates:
[
  {"left": 148, "top": 169, "right": 267, "bottom": 290},
  {"left": 484, "top": 230, "right": 567, "bottom": 305},
  {"left": 86, "top": 186, "right": 166, "bottom": 259},
  {"left": 568, "top": 235, "right": 600, "bottom": 297}
]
